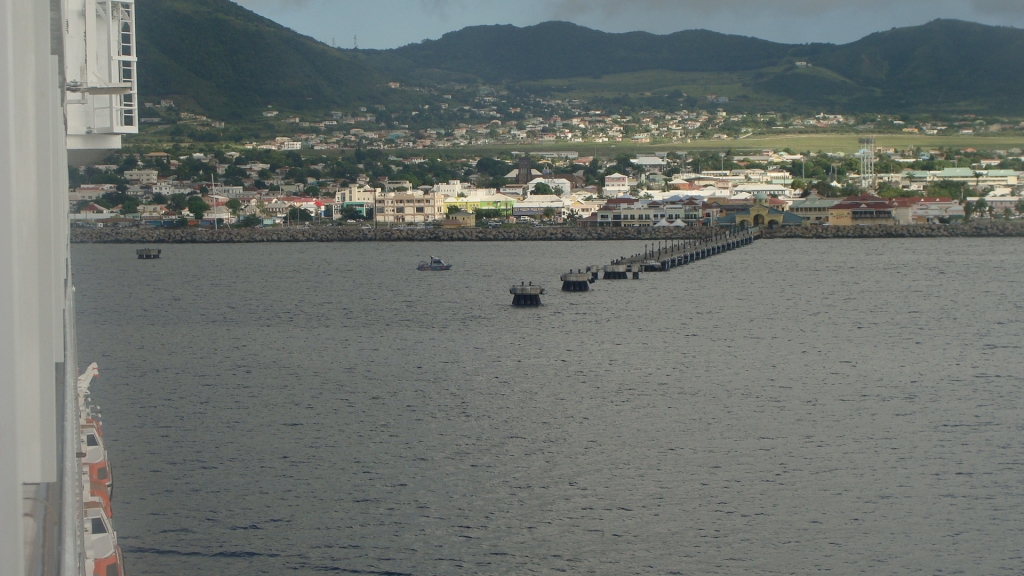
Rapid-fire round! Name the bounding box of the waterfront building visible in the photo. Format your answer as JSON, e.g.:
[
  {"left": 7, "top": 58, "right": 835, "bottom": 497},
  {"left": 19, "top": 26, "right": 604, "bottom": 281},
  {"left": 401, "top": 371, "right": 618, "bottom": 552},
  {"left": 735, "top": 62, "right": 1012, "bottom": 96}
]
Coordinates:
[
  {"left": 375, "top": 190, "right": 445, "bottom": 224},
  {"left": 443, "top": 211, "right": 476, "bottom": 228},
  {"left": 827, "top": 195, "right": 898, "bottom": 226},
  {"left": 716, "top": 194, "right": 803, "bottom": 227},
  {"left": 513, "top": 195, "right": 571, "bottom": 219},
  {"left": 334, "top": 184, "right": 378, "bottom": 219},
  {"left": 789, "top": 192, "right": 841, "bottom": 225},
  {"left": 443, "top": 192, "right": 517, "bottom": 215},
  {"left": 912, "top": 198, "right": 965, "bottom": 223},
  {"left": 584, "top": 197, "right": 708, "bottom": 227}
]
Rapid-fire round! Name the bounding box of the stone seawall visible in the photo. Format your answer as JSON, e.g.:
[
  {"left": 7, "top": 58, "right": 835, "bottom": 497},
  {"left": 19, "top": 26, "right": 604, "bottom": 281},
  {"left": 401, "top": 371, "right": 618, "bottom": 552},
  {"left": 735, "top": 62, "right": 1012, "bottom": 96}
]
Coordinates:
[
  {"left": 70, "top": 222, "right": 1024, "bottom": 243},
  {"left": 762, "top": 222, "right": 1024, "bottom": 239},
  {"left": 71, "top": 226, "right": 720, "bottom": 243}
]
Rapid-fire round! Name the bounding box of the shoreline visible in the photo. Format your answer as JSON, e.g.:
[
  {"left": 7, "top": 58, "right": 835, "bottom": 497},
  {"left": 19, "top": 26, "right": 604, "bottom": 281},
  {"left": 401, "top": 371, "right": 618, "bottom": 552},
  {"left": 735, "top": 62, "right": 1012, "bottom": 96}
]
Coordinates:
[
  {"left": 71, "top": 226, "right": 718, "bottom": 243},
  {"left": 70, "top": 222, "right": 1024, "bottom": 243},
  {"left": 762, "top": 221, "right": 1024, "bottom": 239}
]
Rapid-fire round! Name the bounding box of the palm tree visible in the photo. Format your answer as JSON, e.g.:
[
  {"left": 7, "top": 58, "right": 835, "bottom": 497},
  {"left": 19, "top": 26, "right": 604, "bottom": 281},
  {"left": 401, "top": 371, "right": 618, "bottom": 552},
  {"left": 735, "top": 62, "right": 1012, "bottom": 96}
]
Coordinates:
[
  {"left": 964, "top": 201, "right": 976, "bottom": 221},
  {"left": 975, "top": 198, "right": 989, "bottom": 219}
]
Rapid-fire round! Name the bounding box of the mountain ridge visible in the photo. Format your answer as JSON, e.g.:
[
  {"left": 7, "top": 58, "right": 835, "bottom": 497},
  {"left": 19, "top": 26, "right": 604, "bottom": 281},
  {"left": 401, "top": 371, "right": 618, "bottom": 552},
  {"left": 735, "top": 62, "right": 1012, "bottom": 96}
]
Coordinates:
[{"left": 135, "top": 2, "right": 1024, "bottom": 117}]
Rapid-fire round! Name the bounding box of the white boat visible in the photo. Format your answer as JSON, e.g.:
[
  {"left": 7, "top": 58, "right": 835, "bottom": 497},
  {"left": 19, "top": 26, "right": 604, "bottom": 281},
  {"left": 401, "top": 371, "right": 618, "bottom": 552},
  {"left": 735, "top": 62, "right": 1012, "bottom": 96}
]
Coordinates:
[{"left": 417, "top": 256, "right": 453, "bottom": 271}]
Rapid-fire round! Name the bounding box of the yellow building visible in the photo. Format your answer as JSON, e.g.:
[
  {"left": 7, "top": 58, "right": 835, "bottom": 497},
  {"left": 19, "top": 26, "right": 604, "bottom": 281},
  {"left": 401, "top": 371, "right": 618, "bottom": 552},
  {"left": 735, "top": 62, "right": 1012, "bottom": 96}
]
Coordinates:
[
  {"left": 443, "top": 211, "right": 475, "bottom": 228},
  {"left": 826, "top": 195, "right": 897, "bottom": 226},
  {"left": 789, "top": 192, "right": 840, "bottom": 225},
  {"left": 716, "top": 194, "right": 803, "bottom": 228}
]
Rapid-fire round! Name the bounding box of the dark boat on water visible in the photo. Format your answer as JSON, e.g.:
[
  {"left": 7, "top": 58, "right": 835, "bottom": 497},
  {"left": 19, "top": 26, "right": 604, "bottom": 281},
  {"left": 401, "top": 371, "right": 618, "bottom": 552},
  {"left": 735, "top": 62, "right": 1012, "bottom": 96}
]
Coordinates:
[{"left": 417, "top": 256, "right": 452, "bottom": 271}]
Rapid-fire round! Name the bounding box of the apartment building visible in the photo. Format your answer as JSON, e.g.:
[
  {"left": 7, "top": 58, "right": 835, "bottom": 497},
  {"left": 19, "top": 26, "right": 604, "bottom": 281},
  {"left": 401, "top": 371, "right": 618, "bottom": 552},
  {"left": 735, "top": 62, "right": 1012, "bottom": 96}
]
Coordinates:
[{"left": 375, "top": 190, "right": 445, "bottom": 224}]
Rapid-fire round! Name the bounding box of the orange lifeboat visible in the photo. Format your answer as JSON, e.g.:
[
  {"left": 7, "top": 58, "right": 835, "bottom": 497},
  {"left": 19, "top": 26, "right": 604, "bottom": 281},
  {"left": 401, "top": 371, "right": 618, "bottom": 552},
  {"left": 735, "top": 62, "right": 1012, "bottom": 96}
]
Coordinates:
[
  {"left": 84, "top": 507, "right": 124, "bottom": 576},
  {"left": 86, "top": 481, "right": 113, "bottom": 518},
  {"left": 80, "top": 423, "right": 113, "bottom": 495}
]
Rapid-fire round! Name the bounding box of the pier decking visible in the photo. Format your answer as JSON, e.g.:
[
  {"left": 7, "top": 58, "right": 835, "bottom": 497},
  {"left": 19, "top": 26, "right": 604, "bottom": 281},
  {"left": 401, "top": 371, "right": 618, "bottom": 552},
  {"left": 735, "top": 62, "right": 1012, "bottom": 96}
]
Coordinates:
[{"left": 611, "top": 228, "right": 758, "bottom": 273}]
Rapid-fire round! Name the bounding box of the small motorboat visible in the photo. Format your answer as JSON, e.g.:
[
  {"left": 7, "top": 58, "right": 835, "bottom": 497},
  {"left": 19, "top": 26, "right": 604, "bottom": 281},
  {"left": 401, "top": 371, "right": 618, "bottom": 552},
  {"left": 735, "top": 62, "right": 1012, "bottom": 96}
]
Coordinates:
[{"left": 417, "top": 256, "right": 452, "bottom": 271}]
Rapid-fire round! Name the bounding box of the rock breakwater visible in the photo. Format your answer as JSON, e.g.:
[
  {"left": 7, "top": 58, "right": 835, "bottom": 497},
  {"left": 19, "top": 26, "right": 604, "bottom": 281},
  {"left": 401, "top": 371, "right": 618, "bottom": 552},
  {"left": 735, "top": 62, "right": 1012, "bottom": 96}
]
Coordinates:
[
  {"left": 763, "top": 221, "right": 1024, "bottom": 239},
  {"left": 71, "top": 226, "right": 719, "bottom": 243}
]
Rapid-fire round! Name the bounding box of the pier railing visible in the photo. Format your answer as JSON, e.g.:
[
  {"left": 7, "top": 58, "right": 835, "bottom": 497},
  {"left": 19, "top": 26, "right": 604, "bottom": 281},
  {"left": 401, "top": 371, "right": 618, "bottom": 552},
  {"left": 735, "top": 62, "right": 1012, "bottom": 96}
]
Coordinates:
[{"left": 607, "top": 227, "right": 757, "bottom": 275}]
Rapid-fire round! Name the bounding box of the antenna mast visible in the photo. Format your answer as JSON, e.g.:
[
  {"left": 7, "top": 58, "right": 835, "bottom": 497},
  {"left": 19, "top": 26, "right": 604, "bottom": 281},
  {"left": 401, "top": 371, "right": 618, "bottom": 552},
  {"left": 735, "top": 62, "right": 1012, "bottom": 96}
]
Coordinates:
[{"left": 858, "top": 137, "right": 876, "bottom": 191}]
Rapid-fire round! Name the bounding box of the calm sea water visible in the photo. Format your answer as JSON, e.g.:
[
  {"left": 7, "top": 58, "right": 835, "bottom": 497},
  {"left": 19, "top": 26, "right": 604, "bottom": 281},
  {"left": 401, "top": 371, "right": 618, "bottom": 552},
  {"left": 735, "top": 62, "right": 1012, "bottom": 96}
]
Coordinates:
[{"left": 72, "top": 239, "right": 1024, "bottom": 575}]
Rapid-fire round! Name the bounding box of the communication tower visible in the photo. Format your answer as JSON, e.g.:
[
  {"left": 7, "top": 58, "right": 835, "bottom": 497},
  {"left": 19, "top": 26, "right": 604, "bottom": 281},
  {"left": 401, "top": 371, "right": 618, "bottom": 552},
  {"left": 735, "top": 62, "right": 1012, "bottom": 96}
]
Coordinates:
[{"left": 857, "top": 137, "right": 876, "bottom": 191}]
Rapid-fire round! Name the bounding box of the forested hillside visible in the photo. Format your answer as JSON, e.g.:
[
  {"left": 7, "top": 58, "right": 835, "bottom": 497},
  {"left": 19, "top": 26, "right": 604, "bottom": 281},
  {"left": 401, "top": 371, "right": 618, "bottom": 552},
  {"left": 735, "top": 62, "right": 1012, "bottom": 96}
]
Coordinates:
[
  {"left": 136, "top": 1, "right": 1024, "bottom": 117},
  {"left": 136, "top": 0, "right": 398, "bottom": 118}
]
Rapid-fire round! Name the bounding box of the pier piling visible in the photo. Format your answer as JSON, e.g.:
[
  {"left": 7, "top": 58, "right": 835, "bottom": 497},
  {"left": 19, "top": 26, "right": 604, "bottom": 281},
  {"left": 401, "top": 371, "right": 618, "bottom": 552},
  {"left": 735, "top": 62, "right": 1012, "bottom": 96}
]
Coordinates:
[
  {"left": 561, "top": 270, "right": 592, "bottom": 292},
  {"left": 510, "top": 282, "right": 545, "bottom": 306}
]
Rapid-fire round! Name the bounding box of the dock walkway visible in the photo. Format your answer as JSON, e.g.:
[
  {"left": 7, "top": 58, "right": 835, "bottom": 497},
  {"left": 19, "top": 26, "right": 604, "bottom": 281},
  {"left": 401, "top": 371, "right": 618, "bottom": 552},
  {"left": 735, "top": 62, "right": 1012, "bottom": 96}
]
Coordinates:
[{"left": 608, "top": 227, "right": 758, "bottom": 274}]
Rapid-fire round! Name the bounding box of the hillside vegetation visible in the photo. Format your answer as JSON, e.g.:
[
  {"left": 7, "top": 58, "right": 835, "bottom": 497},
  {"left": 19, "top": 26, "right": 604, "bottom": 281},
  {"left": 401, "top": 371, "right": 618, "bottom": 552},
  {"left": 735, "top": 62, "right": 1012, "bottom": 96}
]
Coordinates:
[
  {"left": 136, "top": 1, "right": 1024, "bottom": 117},
  {"left": 136, "top": 0, "right": 401, "bottom": 118}
]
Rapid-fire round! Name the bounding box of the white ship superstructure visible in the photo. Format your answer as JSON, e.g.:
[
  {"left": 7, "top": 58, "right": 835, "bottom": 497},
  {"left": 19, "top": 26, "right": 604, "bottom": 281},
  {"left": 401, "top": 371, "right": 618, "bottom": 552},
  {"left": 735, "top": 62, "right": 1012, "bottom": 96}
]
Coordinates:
[
  {"left": 64, "top": 0, "right": 138, "bottom": 162},
  {"left": 1, "top": 0, "right": 132, "bottom": 573}
]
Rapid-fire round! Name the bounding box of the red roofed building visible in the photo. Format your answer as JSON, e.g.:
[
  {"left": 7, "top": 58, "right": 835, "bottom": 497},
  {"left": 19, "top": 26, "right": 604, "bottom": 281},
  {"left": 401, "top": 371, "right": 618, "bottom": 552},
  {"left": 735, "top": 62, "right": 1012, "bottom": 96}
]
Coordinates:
[{"left": 827, "top": 195, "right": 898, "bottom": 226}]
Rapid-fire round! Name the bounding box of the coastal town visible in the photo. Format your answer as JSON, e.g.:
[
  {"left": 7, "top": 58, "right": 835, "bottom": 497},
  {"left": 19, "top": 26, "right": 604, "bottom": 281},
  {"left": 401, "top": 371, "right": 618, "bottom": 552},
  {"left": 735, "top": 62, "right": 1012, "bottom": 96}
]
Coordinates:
[
  {"left": 70, "top": 144, "right": 1024, "bottom": 231},
  {"left": 144, "top": 95, "right": 1024, "bottom": 150}
]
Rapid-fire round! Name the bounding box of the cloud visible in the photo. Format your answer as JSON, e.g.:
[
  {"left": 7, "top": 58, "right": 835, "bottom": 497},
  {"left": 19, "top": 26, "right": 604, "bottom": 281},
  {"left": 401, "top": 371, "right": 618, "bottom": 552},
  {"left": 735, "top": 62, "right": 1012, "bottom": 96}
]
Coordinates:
[
  {"left": 545, "top": 0, "right": 907, "bottom": 18},
  {"left": 970, "top": 0, "right": 1024, "bottom": 15}
]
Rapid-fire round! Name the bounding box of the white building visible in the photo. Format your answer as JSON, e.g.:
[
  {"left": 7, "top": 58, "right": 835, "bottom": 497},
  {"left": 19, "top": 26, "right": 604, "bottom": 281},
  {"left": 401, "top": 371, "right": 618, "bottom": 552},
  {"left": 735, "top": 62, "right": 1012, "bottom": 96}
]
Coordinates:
[
  {"left": 632, "top": 156, "right": 667, "bottom": 171},
  {"left": 211, "top": 185, "right": 245, "bottom": 198},
  {"left": 334, "top": 184, "right": 378, "bottom": 219},
  {"left": 526, "top": 177, "right": 572, "bottom": 197},
  {"left": 151, "top": 181, "right": 191, "bottom": 196},
  {"left": 732, "top": 184, "right": 792, "bottom": 198},
  {"left": 604, "top": 173, "right": 631, "bottom": 195},
  {"left": 513, "top": 195, "right": 571, "bottom": 218},
  {"left": 433, "top": 180, "right": 474, "bottom": 197},
  {"left": 123, "top": 169, "right": 158, "bottom": 184},
  {"left": 335, "top": 184, "right": 379, "bottom": 204}
]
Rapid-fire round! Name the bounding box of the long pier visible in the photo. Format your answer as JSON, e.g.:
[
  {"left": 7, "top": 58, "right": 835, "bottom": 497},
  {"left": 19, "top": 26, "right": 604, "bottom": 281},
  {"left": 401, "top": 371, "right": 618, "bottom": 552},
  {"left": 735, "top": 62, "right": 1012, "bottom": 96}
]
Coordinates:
[{"left": 604, "top": 227, "right": 758, "bottom": 277}]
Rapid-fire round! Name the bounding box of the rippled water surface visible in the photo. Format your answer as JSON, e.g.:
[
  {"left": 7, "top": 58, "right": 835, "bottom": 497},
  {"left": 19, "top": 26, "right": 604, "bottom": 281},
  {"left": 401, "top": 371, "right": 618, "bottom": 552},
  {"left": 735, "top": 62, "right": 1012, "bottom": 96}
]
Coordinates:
[{"left": 72, "top": 239, "right": 1024, "bottom": 575}]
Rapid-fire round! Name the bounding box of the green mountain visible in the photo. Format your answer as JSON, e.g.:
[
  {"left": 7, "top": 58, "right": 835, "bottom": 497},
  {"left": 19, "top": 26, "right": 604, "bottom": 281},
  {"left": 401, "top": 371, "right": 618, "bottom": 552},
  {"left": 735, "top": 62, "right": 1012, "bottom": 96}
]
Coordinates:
[
  {"left": 136, "top": 0, "right": 398, "bottom": 118},
  {"left": 136, "top": 0, "right": 1024, "bottom": 117},
  {"left": 812, "top": 19, "right": 1024, "bottom": 113},
  {"left": 364, "top": 19, "right": 1024, "bottom": 114},
  {"left": 372, "top": 22, "right": 807, "bottom": 82}
]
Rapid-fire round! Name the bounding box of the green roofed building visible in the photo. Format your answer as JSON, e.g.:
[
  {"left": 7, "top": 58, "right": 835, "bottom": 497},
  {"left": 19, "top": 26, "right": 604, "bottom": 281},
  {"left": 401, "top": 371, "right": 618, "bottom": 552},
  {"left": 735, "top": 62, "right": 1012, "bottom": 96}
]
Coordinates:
[{"left": 789, "top": 192, "right": 841, "bottom": 225}]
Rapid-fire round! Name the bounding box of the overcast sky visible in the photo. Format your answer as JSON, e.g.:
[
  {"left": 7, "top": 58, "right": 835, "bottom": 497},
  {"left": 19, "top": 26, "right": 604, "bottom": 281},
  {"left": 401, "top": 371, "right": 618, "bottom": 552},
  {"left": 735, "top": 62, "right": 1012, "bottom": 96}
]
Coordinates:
[{"left": 234, "top": 0, "right": 1024, "bottom": 50}]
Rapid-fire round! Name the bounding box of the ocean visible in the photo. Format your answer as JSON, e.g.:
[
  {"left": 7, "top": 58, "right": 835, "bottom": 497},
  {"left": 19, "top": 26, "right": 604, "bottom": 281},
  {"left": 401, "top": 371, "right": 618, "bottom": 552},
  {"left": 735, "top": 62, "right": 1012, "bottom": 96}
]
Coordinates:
[{"left": 72, "top": 239, "right": 1024, "bottom": 575}]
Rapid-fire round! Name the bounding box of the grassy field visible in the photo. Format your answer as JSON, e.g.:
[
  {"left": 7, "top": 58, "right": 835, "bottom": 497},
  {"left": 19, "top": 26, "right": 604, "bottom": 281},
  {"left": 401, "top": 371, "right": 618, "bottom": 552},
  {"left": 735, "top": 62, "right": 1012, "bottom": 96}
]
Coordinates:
[
  {"left": 519, "top": 68, "right": 782, "bottom": 101},
  {"left": 127, "top": 132, "right": 1024, "bottom": 159},
  {"left": 426, "top": 134, "right": 1024, "bottom": 157}
]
